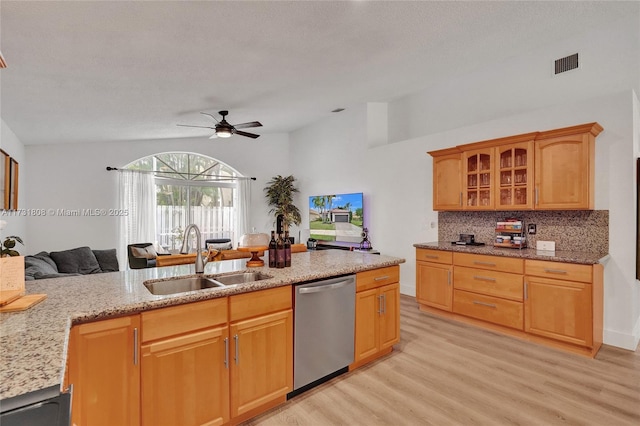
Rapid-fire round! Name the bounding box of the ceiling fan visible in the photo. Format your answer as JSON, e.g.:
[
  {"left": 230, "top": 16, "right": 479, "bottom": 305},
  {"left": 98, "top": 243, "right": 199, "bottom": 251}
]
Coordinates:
[{"left": 177, "top": 110, "right": 262, "bottom": 139}]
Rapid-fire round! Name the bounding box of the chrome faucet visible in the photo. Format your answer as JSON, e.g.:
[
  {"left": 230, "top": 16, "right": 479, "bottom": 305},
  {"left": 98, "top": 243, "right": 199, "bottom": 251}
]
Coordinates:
[{"left": 180, "top": 224, "right": 207, "bottom": 274}]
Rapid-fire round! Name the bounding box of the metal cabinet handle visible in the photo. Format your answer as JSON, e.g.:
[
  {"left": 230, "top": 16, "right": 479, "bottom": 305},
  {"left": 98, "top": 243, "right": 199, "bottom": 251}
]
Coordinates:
[
  {"left": 544, "top": 268, "right": 568, "bottom": 275},
  {"left": 224, "top": 337, "right": 229, "bottom": 369},
  {"left": 377, "top": 295, "right": 382, "bottom": 315},
  {"left": 382, "top": 294, "right": 386, "bottom": 315},
  {"left": 473, "top": 275, "right": 497, "bottom": 282},
  {"left": 535, "top": 187, "right": 539, "bottom": 205},
  {"left": 424, "top": 254, "right": 439, "bottom": 259},
  {"left": 473, "top": 300, "right": 497, "bottom": 308},
  {"left": 374, "top": 275, "right": 390, "bottom": 281},
  {"left": 473, "top": 261, "right": 496, "bottom": 267},
  {"left": 133, "top": 328, "right": 139, "bottom": 366},
  {"left": 234, "top": 334, "right": 239, "bottom": 365},
  {"left": 459, "top": 192, "right": 463, "bottom": 206},
  {"left": 524, "top": 282, "right": 528, "bottom": 301},
  {"left": 447, "top": 270, "right": 451, "bottom": 286}
]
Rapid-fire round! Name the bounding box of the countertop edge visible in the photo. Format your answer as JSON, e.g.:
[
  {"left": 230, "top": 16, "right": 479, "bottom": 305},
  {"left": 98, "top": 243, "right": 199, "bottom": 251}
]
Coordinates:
[{"left": 413, "top": 242, "right": 608, "bottom": 265}]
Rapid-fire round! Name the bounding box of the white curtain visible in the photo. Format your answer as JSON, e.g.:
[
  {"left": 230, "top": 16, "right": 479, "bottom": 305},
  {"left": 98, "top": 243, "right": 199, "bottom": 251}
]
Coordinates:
[
  {"left": 235, "top": 178, "right": 251, "bottom": 247},
  {"left": 118, "top": 170, "right": 157, "bottom": 269}
]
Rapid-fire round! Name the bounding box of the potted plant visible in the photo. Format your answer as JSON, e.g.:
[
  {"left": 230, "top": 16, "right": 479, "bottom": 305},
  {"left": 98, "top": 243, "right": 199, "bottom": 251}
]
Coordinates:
[
  {"left": 0, "top": 221, "right": 26, "bottom": 303},
  {"left": 1, "top": 235, "right": 24, "bottom": 257},
  {"left": 264, "top": 175, "right": 302, "bottom": 234}
]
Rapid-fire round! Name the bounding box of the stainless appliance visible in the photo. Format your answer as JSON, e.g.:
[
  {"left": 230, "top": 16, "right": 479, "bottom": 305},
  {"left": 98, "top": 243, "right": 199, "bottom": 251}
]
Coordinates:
[
  {"left": 0, "top": 386, "right": 71, "bottom": 426},
  {"left": 292, "top": 275, "right": 355, "bottom": 394}
]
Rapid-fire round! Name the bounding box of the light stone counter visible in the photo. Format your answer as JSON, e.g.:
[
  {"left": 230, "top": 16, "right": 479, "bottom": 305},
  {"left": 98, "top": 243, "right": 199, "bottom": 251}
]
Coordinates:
[
  {"left": 413, "top": 241, "right": 608, "bottom": 265},
  {"left": 0, "top": 250, "right": 405, "bottom": 403}
]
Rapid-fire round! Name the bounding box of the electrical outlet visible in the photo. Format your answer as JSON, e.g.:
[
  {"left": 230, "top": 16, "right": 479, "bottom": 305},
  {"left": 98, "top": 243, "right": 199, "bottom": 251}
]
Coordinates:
[
  {"left": 536, "top": 241, "right": 556, "bottom": 251},
  {"left": 528, "top": 224, "right": 536, "bottom": 234}
]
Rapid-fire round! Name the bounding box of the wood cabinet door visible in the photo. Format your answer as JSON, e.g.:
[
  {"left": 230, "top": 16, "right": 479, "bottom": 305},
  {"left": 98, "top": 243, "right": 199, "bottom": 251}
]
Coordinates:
[
  {"left": 432, "top": 153, "right": 462, "bottom": 210},
  {"left": 141, "top": 326, "right": 230, "bottom": 426},
  {"left": 68, "top": 315, "right": 140, "bottom": 426},
  {"left": 463, "top": 147, "right": 494, "bottom": 210},
  {"left": 495, "top": 140, "right": 534, "bottom": 210},
  {"left": 379, "top": 283, "right": 400, "bottom": 350},
  {"left": 353, "top": 288, "right": 381, "bottom": 363},
  {"left": 534, "top": 134, "right": 593, "bottom": 209},
  {"left": 525, "top": 276, "right": 593, "bottom": 347},
  {"left": 230, "top": 309, "right": 293, "bottom": 418},
  {"left": 416, "top": 262, "right": 453, "bottom": 311}
]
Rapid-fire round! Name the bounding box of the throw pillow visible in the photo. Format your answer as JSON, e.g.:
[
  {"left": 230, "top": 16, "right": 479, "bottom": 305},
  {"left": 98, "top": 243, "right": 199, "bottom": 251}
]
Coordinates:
[
  {"left": 130, "top": 246, "right": 156, "bottom": 259},
  {"left": 207, "top": 242, "right": 233, "bottom": 251},
  {"left": 92, "top": 249, "right": 120, "bottom": 272},
  {"left": 50, "top": 246, "right": 102, "bottom": 275},
  {"left": 24, "top": 252, "right": 59, "bottom": 280}
]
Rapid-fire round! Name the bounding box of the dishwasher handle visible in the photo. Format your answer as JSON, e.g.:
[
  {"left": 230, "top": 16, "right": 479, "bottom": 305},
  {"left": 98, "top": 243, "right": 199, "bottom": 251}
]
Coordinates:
[{"left": 298, "top": 279, "right": 352, "bottom": 294}]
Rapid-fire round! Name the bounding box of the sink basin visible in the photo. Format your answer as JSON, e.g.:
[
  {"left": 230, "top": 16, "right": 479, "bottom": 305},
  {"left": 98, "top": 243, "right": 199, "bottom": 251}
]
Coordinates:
[
  {"left": 210, "top": 272, "right": 272, "bottom": 286},
  {"left": 144, "top": 277, "right": 225, "bottom": 295}
]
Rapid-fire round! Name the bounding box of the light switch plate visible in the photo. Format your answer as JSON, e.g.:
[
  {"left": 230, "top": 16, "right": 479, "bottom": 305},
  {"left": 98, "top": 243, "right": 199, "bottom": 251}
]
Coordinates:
[{"left": 536, "top": 240, "right": 556, "bottom": 251}]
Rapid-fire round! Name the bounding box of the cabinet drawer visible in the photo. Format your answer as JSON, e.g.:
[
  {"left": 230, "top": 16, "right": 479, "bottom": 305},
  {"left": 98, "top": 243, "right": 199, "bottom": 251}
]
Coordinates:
[
  {"left": 453, "top": 289, "right": 523, "bottom": 330},
  {"left": 525, "top": 260, "right": 592, "bottom": 283},
  {"left": 454, "top": 252, "right": 523, "bottom": 274},
  {"left": 229, "top": 285, "right": 292, "bottom": 322},
  {"left": 416, "top": 249, "right": 453, "bottom": 265},
  {"left": 142, "top": 298, "right": 228, "bottom": 343},
  {"left": 356, "top": 265, "right": 400, "bottom": 292},
  {"left": 453, "top": 266, "right": 523, "bottom": 301}
]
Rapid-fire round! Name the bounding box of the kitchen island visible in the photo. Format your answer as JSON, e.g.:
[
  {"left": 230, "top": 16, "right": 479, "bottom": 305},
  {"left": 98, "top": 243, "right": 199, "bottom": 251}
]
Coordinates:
[{"left": 0, "top": 250, "right": 404, "bottom": 408}]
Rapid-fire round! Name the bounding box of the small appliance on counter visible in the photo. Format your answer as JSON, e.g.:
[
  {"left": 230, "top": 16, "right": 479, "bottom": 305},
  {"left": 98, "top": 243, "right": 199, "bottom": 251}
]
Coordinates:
[{"left": 451, "top": 233, "right": 485, "bottom": 246}]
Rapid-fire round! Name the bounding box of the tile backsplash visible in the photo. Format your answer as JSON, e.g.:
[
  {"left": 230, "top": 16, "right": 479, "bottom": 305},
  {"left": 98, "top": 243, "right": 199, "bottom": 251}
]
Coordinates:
[{"left": 438, "top": 210, "right": 608, "bottom": 253}]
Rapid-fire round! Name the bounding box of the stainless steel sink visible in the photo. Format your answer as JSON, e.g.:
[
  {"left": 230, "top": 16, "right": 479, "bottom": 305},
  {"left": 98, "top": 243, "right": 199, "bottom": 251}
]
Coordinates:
[
  {"left": 210, "top": 272, "right": 272, "bottom": 286},
  {"left": 144, "top": 277, "right": 225, "bottom": 295}
]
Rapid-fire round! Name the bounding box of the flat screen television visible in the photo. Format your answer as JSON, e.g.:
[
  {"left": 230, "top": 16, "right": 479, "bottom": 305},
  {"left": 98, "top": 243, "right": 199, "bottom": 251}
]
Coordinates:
[{"left": 308, "top": 192, "right": 364, "bottom": 243}]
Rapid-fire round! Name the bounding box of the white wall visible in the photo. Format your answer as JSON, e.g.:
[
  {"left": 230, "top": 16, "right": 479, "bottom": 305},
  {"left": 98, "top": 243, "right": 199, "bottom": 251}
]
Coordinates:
[
  {"left": 24, "top": 134, "right": 290, "bottom": 254},
  {"left": 0, "top": 119, "right": 27, "bottom": 252}
]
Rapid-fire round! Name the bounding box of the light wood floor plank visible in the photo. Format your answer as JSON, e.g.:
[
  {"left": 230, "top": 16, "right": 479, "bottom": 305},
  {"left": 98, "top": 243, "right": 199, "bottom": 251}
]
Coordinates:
[{"left": 242, "top": 295, "right": 640, "bottom": 426}]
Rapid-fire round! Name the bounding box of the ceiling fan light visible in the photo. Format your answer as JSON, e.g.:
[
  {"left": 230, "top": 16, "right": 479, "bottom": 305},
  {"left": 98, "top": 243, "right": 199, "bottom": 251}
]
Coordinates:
[{"left": 217, "top": 128, "right": 232, "bottom": 138}]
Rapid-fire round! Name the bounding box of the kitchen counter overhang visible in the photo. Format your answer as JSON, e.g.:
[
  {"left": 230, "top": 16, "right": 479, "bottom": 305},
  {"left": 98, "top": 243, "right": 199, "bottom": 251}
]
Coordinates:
[{"left": 0, "top": 250, "right": 405, "bottom": 402}]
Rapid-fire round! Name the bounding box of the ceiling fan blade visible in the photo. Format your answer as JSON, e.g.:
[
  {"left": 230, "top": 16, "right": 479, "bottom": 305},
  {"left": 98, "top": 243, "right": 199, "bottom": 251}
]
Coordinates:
[
  {"left": 200, "top": 112, "right": 220, "bottom": 123},
  {"left": 235, "top": 130, "right": 260, "bottom": 139},
  {"left": 177, "top": 124, "right": 215, "bottom": 129},
  {"left": 233, "top": 121, "right": 262, "bottom": 129}
]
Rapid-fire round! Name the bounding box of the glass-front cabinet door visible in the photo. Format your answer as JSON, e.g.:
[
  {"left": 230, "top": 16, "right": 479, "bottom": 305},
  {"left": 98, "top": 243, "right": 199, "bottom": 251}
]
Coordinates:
[
  {"left": 495, "top": 140, "right": 534, "bottom": 210},
  {"left": 463, "top": 148, "right": 494, "bottom": 210}
]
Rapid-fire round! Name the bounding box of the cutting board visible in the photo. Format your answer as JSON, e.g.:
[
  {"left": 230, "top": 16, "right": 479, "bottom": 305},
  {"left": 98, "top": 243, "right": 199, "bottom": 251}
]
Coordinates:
[{"left": 0, "top": 294, "right": 47, "bottom": 312}]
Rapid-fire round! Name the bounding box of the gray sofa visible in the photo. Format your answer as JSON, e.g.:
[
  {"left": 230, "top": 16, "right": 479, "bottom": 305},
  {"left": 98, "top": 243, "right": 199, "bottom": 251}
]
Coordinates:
[{"left": 24, "top": 246, "right": 119, "bottom": 280}]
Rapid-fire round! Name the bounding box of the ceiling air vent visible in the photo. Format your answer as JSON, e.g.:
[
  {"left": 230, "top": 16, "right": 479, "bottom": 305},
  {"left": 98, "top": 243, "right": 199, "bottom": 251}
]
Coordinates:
[{"left": 554, "top": 53, "right": 578, "bottom": 75}]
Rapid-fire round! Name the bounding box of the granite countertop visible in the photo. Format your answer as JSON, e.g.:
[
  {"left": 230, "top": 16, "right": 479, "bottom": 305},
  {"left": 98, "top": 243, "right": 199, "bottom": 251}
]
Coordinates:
[
  {"left": 0, "top": 250, "right": 405, "bottom": 403},
  {"left": 413, "top": 241, "right": 609, "bottom": 265}
]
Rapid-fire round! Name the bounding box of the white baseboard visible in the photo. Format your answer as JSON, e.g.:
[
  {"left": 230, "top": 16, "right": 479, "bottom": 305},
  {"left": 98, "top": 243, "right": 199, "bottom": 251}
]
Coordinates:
[{"left": 603, "top": 318, "right": 640, "bottom": 351}]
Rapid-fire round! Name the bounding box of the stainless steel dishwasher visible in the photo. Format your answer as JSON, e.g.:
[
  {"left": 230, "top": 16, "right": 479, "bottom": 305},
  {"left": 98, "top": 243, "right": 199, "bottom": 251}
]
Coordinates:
[{"left": 291, "top": 274, "right": 355, "bottom": 395}]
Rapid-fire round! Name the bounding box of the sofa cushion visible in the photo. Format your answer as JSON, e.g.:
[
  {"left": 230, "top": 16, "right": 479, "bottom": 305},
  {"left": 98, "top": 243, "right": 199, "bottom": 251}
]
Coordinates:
[
  {"left": 130, "top": 245, "right": 157, "bottom": 259},
  {"left": 50, "top": 246, "right": 102, "bottom": 275},
  {"left": 24, "top": 252, "right": 59, "bottom": 280},
  {"left": 92, "top": 249, "right": 120, "bottom": 272}
]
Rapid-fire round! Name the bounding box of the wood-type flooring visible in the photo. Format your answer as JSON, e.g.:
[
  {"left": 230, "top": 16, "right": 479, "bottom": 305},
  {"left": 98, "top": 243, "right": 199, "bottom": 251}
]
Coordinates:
[{"left": 242, "top": 295, "right": 640, "bottom": 426}]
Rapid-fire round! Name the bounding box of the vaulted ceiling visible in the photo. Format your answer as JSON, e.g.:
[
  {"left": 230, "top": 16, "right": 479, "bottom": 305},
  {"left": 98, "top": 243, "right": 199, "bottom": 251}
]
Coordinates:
[{"left": 0, "top": 1, "right": 635, "bottom": 145}]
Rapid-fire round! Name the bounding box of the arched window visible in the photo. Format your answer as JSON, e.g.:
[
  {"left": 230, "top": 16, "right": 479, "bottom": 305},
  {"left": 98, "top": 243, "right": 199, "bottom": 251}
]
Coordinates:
[{"left": 124, "top": 152, "right": 246, "bottom": 251}]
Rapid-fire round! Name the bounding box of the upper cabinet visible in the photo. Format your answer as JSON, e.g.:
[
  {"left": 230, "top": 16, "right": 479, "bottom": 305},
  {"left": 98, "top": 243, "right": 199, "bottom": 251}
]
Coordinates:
[
  {"left": 429, "top": 147, "right": 462, "bottom": 210},
  {"left": 428, "top": 123, "right": 601, "bottom": 211},
  {"left": 463, "top": 147, "right": 494, "bottom": 210},
  {"left": 534, "top": 122, "right": 602, "bottom": 210}
]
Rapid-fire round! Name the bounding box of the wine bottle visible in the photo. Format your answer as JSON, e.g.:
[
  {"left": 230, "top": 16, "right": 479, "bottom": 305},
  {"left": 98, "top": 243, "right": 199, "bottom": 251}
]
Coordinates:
[
  {"left": 276, "top": 233, "right": 285, "bottom": 269},
  {"left": 284, "top": 231, "right": 291, "bottom": 267},
  {"left": 268, "top": 231, "right": 277, "bottom": 268}
]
